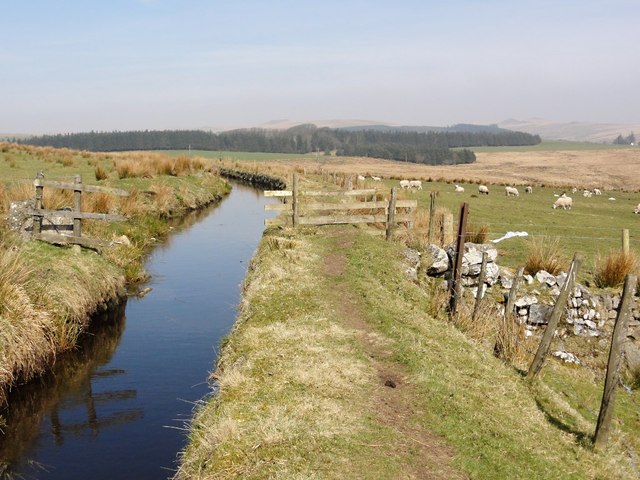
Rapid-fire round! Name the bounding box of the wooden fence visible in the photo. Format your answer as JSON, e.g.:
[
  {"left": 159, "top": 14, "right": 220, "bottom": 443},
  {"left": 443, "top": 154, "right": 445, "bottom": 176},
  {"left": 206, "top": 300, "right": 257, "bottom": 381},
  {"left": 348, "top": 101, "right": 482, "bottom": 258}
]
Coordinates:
[
  {"left": 31, "top": 172, "right": 129, "bottom": 248},
  {"left": 263, "top": 175, "right": 416, "bottom": 237}
]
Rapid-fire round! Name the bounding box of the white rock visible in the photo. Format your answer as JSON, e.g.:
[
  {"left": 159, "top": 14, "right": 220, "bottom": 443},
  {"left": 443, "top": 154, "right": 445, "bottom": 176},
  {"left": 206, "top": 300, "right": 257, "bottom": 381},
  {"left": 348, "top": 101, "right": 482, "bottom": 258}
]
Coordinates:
[
  {"left": 515, "top": 295, "right": 538, "bottom": 308},
  {"left": 552, "top": 351, "right": 581, "bottom": 364}
]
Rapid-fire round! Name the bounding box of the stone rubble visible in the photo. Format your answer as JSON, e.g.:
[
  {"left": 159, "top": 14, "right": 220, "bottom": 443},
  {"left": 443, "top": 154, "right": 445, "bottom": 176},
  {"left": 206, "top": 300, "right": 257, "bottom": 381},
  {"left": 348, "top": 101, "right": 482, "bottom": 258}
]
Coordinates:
[{"left": 406, "top": 241, "right": 640, "bottom": 371}]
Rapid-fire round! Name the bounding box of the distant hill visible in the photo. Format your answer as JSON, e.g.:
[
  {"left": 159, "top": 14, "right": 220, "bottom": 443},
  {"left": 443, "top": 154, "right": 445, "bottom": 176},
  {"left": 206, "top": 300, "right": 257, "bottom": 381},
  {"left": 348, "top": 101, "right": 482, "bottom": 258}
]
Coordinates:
[
  {"left": 0, "top": 133, "right": 31, "bottom": 141},
  {"left": 258, "top": 119, "right": 511, "bottom": 135},
  {"left": 498, "top": 118, "right": 640, "bottom": 143}
]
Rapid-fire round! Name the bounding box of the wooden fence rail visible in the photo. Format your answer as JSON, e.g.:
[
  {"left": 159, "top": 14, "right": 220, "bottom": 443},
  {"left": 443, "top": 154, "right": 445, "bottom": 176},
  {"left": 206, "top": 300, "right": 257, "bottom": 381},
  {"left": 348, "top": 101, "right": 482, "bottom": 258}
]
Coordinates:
[
  {"left": 264, "top": 174, "right": 416, "bottom": 235},
  {"left": 31, "top": 172, "right": 129, "bottom": 248}
]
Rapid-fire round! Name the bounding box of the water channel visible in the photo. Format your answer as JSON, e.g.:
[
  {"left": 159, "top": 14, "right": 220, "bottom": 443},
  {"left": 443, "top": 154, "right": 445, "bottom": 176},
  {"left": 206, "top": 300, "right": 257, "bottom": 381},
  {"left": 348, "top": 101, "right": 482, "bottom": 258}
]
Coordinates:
[{"left": 0, "top": 182, "right": 277, "bottom": 479}]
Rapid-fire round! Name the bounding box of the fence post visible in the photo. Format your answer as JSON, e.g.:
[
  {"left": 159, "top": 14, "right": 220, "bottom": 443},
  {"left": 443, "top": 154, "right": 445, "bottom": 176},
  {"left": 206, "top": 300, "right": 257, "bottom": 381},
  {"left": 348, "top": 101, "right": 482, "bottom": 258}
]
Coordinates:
[
  {"left": 427, "top": 191, "right": 436, "bottom": 243},
  {"left": 448, "top": 202, "right": 469, "bottom": 316},
  {"left": 527, "top": 253, "right": 583, "bottom": 380},
  {"left": 594, "top": 274, "right": 636, "bottom": 449},
  {"left": 622, "top": 229, "right": 630, "bottom": 255},
  {"left": 33, "top": 171, "right": 44, "bottom": 237},
  {"left": 494, "top": 266, "right": 524, "bottom": 358},
  {"left": 386, "top": 187, "right": 398, "bottom": 241},
  {"left": 73, "top": 174, "right": 82, "bottom": 237},
  {"left": 292, "top": 173, "right": 299, "bottom": 227},
  {"left": 441, "top": 212, "right": 453, "bottom": 246},
  {"left": 471, "top": 252, "right": 488, "bottom": 322},
  {"left": 503, "top": 266, "right": 524, "bottom": 323}
]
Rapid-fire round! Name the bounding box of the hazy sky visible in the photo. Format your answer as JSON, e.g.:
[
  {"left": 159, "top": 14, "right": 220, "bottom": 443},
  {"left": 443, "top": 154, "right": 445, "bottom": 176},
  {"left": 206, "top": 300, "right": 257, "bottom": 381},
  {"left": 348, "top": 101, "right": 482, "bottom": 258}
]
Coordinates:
[{"left": 2, "top": 0, "right": 639, "bottom": 133}]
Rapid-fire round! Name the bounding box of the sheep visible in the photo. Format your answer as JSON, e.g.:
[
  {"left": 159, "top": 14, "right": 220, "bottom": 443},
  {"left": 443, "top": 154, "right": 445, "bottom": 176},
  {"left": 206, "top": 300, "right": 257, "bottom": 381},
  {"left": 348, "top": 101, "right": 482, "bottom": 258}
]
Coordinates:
[
  {"left": 571, "top": 187, "right": 578, "bottom": 193},
  {"left": 454, "top": 184, "right": 465, "bottom": 193},
  {"left": 553, "top": 196, "right": 573, "bottom": 210},
  {"left": 583, "top": 190, "right": 593, "bottom": 197},
  {"left": 634, "top": 203, "right": 640, "bottom": 214},
  {"left": 399, "top": 179, "right": 411, "bottom": 189},
  {"left": 409, "top": 180, "right": 423, "bottom": 190},
  {"left": 357, "top": 174, "right": 366, "bottom": 181},
  {"left": 593, "top": 188, "right": 602, "bottom": 195},
  {"left": 478, "top": 184, "right": 489, "bottom": 195},
  {"left": 371, "top": 176, "right": 381, "bottom": 181},
  {"left": 525, "top": 186, "right": 533, "bottom": 194},
  {"left": 505, "top": 186, "right": 519, "bottom": 197}
]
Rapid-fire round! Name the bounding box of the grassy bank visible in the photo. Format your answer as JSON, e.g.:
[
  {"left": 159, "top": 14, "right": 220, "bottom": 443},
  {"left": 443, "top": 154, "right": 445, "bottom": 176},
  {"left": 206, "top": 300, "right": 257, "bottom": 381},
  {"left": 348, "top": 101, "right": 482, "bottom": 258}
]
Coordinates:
[
  {"left": 0, "top": 143, "right": 230, "bottom": 405},
  {"left": 176, "top": 224, "right": 637, "bottom": 479}
]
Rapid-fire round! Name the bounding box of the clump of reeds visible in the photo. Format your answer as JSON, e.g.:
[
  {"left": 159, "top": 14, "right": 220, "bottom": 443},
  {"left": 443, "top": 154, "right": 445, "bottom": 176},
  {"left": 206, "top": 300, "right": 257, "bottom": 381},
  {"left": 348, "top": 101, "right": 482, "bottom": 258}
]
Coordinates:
[
  {"left": 453, "top": 293, "right": 501, "bottom": 342},
  {"left": 594, "top": 250, "right": 639, "bottom": 288},
  {"left": 84, "top": 192, "right": 115, "bottom": 214},
  {"left": 466, "top": 223, "right": 490, "bottom": 244},
  {"left": 494, "top": 313, "right": 528, "bottom": 367},
  {"left": 94, "top": 163, "right": 109, "bottom": 181},
  {"left": 43, "top": 188, "right": 73, "bottom": 210},
  {"left": 524, "top": 236, "right": 567, "bottom": 275}
]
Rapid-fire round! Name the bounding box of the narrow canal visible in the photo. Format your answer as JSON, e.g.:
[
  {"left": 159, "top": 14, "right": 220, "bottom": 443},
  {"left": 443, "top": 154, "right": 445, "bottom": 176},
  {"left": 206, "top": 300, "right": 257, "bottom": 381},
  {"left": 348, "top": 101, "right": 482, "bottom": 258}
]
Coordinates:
[{"left": 0, "top": 182, "right": 277, "bottom": 479}]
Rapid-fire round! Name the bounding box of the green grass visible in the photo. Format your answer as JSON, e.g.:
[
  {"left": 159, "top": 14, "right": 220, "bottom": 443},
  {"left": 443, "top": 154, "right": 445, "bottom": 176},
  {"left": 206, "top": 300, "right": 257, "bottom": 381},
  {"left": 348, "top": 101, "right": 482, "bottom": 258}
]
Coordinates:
[
  {"left": 153, "top": 149, "right": 319, "bottom": 161},
  {"left": 341, "top": 178, "right": 640, "bottom": 277},
  {"left": 177, "top": 226, "right": 638, "bottom": 479}
]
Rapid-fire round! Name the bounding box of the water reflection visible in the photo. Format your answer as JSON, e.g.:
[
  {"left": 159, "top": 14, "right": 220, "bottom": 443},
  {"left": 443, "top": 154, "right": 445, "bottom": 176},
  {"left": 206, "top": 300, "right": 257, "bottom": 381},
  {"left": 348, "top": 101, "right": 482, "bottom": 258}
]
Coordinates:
[
  {"left": 0, "top": 300, "right": 131, "bottom": 478},
  {"left": 0, "top": 182, "right": 278, "bottom": 479}
]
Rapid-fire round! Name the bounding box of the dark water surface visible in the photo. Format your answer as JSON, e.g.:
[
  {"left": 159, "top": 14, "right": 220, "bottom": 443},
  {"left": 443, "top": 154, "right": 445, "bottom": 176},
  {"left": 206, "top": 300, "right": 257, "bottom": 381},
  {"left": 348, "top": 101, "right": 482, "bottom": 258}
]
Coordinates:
[{"left": 1, "top": 183, "right": 276, "bottom": 479}]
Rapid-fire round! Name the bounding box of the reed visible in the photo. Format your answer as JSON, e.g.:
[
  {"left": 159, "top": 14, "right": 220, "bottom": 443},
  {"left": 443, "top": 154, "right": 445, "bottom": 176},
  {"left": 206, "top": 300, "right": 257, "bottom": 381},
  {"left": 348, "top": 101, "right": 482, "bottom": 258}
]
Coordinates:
[{"left": 594, "top": 250, "right": 639, "bottom": 288}]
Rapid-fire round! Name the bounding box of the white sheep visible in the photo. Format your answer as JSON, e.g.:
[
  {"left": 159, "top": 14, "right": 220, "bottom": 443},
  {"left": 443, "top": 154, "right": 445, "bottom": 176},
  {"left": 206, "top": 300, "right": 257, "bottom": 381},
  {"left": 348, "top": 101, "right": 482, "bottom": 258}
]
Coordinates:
[
  {"left": 478, "top": 185, "right": 489, "bottom": 195},
  {"left": 593, "top": 188, "right": 602, "bottom": 195},
  {"left": 634, "top": 203, "right": 640, "bottom": 214},
  {"left": 399, "top": 180, "right": 410, "bottom": 189},
  {"left": 571, "top": 187, "right": 578, "bottom": 193},
  {"left": 553, "top": 196, "right": 573, "bottom": 210},
  {"left": 357, "top": 174, "right": 366, "bottom": 181},
  {"left": 454, "top": 184, "right": 464, "bottom": 193},
  {"left": 505, "top": 186, "right": 519, "bottom": 197},
  {"left": 409, "top": 180, "right": 423, "bottom": 190},
  {"left": 371, "top": 176, "right": 381, "bottom": 181},
  {"left": 525, "top": 186, "right": 533, "bottom": 194},
  {"left": 583, "top": 190, "right": 593, "bottom": 197}
]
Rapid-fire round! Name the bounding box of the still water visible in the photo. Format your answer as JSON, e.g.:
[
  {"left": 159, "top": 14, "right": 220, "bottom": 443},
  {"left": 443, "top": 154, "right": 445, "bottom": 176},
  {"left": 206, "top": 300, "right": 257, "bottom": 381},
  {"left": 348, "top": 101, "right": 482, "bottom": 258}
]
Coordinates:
[{"left": 0, "top": 183, "right": 276, "bottom": 479}]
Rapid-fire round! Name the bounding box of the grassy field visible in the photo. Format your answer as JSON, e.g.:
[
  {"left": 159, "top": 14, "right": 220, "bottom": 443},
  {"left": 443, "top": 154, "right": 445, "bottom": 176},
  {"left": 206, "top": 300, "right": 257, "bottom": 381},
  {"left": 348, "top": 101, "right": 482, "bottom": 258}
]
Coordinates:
[
  {"left": 161, "top": 147, "right": 640, "bottom": 280},
  {"left": 386, "top": 179, "right": 639, "bottom": 275},
  {"left": 176, "top": 224, "right": 639, "bottom": 479},
  {"left": 157, "top": 149, "right": 319, "bottom": 162}
]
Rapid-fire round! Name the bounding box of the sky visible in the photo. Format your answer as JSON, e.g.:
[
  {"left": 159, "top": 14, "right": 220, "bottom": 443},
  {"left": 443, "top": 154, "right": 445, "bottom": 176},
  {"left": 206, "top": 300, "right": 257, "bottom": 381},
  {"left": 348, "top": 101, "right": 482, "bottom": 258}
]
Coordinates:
[{"left": 1, "top": 0, "right": 639, "bottom": 133}]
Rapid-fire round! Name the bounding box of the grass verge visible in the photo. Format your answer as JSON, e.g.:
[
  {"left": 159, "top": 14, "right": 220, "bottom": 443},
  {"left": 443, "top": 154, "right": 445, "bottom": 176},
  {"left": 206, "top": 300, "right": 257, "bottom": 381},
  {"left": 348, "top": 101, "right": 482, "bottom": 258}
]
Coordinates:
[
  {"left": 176, "top": 225, "right": 636, "bottom": 479},
  {"left": 0, "top": 143, "right": 231, "bottom": 405}
]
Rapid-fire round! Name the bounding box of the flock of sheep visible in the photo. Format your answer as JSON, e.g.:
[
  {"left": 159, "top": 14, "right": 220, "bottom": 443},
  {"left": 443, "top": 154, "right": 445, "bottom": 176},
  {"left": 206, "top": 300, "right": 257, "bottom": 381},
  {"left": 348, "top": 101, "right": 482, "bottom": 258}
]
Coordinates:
[{"left": 360, "top": 175, "right": 639, "bottom": 213}]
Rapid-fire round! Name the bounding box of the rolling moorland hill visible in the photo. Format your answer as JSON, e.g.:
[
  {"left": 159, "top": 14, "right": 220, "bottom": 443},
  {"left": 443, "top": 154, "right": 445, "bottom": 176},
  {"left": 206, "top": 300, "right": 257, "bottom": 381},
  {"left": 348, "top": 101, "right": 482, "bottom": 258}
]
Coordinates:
[{"left": 256, "top": 118, "right": 640, "bottom": 143}]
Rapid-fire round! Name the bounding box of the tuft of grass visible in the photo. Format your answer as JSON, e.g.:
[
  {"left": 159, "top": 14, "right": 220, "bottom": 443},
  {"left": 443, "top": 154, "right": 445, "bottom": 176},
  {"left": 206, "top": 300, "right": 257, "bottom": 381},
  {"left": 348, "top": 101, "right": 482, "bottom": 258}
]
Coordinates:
[
  {"left": 593, "top": 250, "right": 639, "bottom": 288},
  {"left": 524, "top": 236, "right": 568, "bottom": 275},
  {"left": 94, "top": 163, "right": 109, "bottom": 181},
  {"left": 465, "top": 223, "right": 490, "bottom": 244}
]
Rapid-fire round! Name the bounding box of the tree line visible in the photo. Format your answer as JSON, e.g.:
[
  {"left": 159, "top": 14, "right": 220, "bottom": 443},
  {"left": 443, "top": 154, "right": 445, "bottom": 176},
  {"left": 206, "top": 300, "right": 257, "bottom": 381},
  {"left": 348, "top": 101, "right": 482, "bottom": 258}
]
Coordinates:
[
  {"left": 16, "top": 125, "right": 541, "bottom": 166},
  {"left": 613, "top": 132, "right": 636, "bottom": 145}
]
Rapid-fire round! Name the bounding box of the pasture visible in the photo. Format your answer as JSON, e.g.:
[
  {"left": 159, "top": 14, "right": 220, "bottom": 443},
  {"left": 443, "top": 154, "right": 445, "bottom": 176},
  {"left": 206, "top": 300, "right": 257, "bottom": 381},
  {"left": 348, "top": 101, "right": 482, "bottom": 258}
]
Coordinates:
[{"left": 390, "top": 180, "right": 639, "bottom": 276}]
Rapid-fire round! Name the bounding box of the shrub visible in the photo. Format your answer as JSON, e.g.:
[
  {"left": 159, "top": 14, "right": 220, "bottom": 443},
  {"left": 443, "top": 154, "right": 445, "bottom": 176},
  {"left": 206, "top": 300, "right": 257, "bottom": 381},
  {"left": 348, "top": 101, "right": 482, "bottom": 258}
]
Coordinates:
[
  {"left": 524, "top": 236, "right": 567, "bottom": 275},
  {"left": 594, "top": 250, "right": 638, "bottom": 288}
]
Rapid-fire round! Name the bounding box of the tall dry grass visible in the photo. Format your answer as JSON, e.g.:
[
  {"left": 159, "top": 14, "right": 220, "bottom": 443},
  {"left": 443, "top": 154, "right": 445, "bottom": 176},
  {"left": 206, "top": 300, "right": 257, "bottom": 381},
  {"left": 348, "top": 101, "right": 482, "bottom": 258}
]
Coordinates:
[
  {"left": 0, "top": 243, "right": 56, "bottom": 396},
  {"left": 524, "top": 236, "right": 568, "bottom": 275},
  {"left": 94, "top": 163, "right": 109, "bottom": 181},
  {"left": 466, "top": 223, "right": 490, "bottom": 244},
  {"left": 594, "top": 250, "right": 639, "bottom": 288},
  {"left": 113, "top": 153, "right": 209, "bottom": 179}
]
